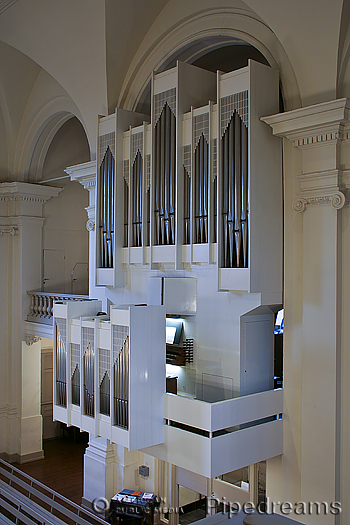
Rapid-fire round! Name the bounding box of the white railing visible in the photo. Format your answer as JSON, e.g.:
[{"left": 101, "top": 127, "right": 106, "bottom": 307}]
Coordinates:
[
  {"left": 27, "top": 290, "right": 90, "bottom": 324},
  {"left": 152, "top": 388, "right": 284, "bottom": 478}
]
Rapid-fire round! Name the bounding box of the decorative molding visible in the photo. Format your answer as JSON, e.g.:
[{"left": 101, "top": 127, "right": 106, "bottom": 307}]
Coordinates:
[
  {"left": 86, "top": 219, "right": 95, "bottom": 232},
  {"left": 261, "top": 98, "right": 350, "bottom": 141},
  {"left": 262, "top": 99, "right": 350, "bottom": 213},
  {"left": 25, "top": 335, "right": 41, "bottom": 346},
  {"left": 0, "top": 226, "right": 18, "bottom": 236},
  {"left": 65, "top": 160, "right": 97, "bottom": 191},
  {"left": 292, "top": 191, "right": 346, "bottom": 213}
]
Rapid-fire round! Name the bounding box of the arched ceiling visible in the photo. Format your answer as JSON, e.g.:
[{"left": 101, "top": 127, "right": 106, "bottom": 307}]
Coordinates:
[{"left": 105, "top": 0, "right": 169, "bottom": 113}]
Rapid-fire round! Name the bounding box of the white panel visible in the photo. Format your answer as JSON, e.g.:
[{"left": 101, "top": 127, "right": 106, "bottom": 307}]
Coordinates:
[
  {"left": 53, "top": 405, "right": 68, "bottom": 424},
  {"left": 211, "top": 478, "right": 250, "bottom": 504},
  {"left": 147, "top": 277, "right": 162, "bottom": 306},
  {"left": 110, "top": 307, "right": 130, "bottom": 326},
  {"left": 99, "top": 114, "right": 115, "bottom": 135},
  {"left": 182, "top": 114, "right": 191, "bottom": 144},
  {"left": 53, "top": 303, "right": 67, "bottom": 317},
  {"left": 81, "top": 415, "right": 96, "bottom": 435},
  {"left": 240, "top": 310, "right": 275, "bottom": 396},
  {"left": 219, "top": 268, "right": 250, "bottom": 292},
  {"left": 154, "top": 68, "right": 177, "bottom": 94},
  {"left": 70, "top": 324, "right": 81, "bottom": 344},
  {"left": 99, "top": 418, "right": 112, "bottom": 440},
  {"left": 165, "top": 393, "right": 211, "bottom": 432},
  {"left": 177, "top": 467, "right": 209, "bottom": 496},
  {"left": 129, "top": 247, "right": 143, "bottom": 264},
  {"left": 70, "top": 409, "right": 82, "bottom": 428},
  {"left": 192, "top": 244, "right": 209, "bottom": 264},
  {"left": 182, "top": 245, "right": 191, "bottom": 263},
  {"left": 98, "top": 326, "right": 111, "bottom": 350},
  {"left": 152, "top": 245, "right": 176, "bottom": 263},
  {"left": 129, "top": 305, "right": 165, "bottom": 450},
  {"left": 210, "top": 419, "right": 283, "bottom": 478},
  {"left": 142, "top": 426, "right": 212, "bottom": 478},
  {"left": 96, "top": 268, "right": 114, "bottom": 286},
  {"left": 220, "top": 68, "right": 249, "bottom": 97},
  {"left": 111, "top": 425, "right": 129, "bottom": 448},
  {"left": 163, "top": 277, "right": 197, "bottom": 315},
  {"left": 211, "top": 389, "right": 283, "bottom": 432}
]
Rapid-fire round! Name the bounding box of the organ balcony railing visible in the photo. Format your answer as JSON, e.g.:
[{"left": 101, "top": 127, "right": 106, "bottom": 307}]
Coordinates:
[{"left": 27, "top": 290, "right": 91, "bottom": 325}]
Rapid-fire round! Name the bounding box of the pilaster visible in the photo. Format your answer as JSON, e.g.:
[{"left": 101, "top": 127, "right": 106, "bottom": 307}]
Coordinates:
[
  {"left": 263, "top": 99, "right": 349, "bottom": 524},
  {"left": 65, "top": 161, "right": 97, "bottom": 293},
  {"left": 0, "top": 182, "right": 61, "bottom": 463}
]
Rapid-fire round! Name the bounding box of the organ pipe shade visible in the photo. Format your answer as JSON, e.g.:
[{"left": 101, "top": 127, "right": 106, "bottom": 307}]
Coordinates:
[
  {"left": 71, "top": 365, "right": 80, "bottom": 406},
  {"left": 154, "top": 103, "right": 176, "bottom": 245},
  {"left": 113, "top": 328, "right": 129, "bottom": 430},
  {"left": 99, "top": 147, "right": 115, "bottom": 268},
  {"left": 83, "top": 342, "right": 95, "bottom": 417},
  {"left": 221, "top": 111, "right": 248, "bottom": 268},
  {"left": 100, "top": 371, "right": 110, "bottom": 416},
  {"left": 183, "top": 167, "right": 191, "bottom": 244},
  {"left": 132, "top": 150, "right": 142, "bottom": 247},
  {"left": 194, "top": 134, "right": 209, "bottom": 244},
  {"left": 55, "top": 319, "right": 67, "bottom": 407}
]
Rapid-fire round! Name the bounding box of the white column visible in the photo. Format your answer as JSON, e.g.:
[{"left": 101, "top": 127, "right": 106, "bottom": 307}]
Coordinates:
[
  {"left": 65, "top": 161, "right": 97, "bottom": 297},
  {"left": 263, "top": 99, "right": 348, "bottom": 524},
  {"left": 0, "top": 182, "right": 62, "bottom": 463}
]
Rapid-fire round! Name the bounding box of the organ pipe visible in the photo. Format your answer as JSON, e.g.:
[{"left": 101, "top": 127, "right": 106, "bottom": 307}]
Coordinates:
[
  {"left": 154, "top": 104, "right": 176, "bottom": 245},
  {"left": 83, "top": 342, "right": 94, "bottom": 417},
  {"left": 114, "top": 335, "right": 129, "bottom": 429},
  {"left": 132, "top": 151, "right": 142, "bottom": 247},
  {"left": 221, "top": 111, "right": 248, "bottom": 268},
  {"left": 55, "top": 322, "right": 67, "bottom": 408},
  {"left": 99, "top": 147, "right": 115, "bottom": 268},
  {"left": 194, "top": 134, "right": 209, "bottom": 244}
]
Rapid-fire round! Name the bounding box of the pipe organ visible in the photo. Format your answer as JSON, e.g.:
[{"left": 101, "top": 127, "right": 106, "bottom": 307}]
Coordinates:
[
  {"left": 53, "top": 301, "right": 165, "bottom": 451},
  {"left": 96, "top": 59, "right": 281, "bottom": 295}
]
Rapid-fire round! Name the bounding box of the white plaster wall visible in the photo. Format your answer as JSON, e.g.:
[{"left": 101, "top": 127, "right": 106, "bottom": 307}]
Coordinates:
[
  {"left": 42, "top": 117, "right": 90, "bottom": 294},
  {"left": 0, "top": 0, "right": 108, "bottom": 154}
]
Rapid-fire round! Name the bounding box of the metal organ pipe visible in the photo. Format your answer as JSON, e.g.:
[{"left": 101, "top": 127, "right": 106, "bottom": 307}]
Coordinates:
[
  {"left": 154, "top": 104, "right": 176, "bottom": 245},
  {"left": 84, "top": 342, "right": 94, "bottom": 417},
  {"left": 221, "top": 111, "right": 248, "bottom": 268},
  {"left": 114, "top": 335, "right": 129, "bottom": 429},
  {"left": 132, "top": 151, "right": 142, "bottom": 247},
  {"left": 99, "top": 148, "right": 114, "bottom": 268},
  {"left": 56, "top": 323, "right": 67, "bottom": 407}
]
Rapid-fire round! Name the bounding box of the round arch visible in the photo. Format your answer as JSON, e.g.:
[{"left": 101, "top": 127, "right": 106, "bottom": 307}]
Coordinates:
[
  {"left": 118, "top": 6, "right": 301, "bottom": 113},
  {"left": 16, "top": 96, "right": 91, "bottom": 182}
]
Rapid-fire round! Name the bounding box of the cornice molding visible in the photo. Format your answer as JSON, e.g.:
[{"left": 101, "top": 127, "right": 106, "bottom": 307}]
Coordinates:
[
  {"left": 0, "top": 182, "right": 62, "bottom": 202},
  {"left": 261, "top": 98, "right": 350, "bottom": 143},
  {"left": 262, "top": 98, "right": 350, "bottom": 213},
  {"left": 65, "top": 161, "right": 97, "bottom": 191}
]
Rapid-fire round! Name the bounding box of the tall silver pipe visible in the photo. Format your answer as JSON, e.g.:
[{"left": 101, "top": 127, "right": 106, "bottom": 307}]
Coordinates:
[
  {"left": 170, "top": 107, "right": 175, "bottom": 244},
  {"left": 241, "top": 121, "right": 248, "bottom": 267},
  {"left": 234, "top": 112, "right": 242, "bottom": 266}
]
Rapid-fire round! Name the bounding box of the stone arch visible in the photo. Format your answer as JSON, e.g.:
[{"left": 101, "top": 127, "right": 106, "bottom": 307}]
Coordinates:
[
  {"left": 16, "top": 97, "right": 91, "bottom": 182},
  {"left": 118, "top": 6, "right": 301, "bottom": 113}
]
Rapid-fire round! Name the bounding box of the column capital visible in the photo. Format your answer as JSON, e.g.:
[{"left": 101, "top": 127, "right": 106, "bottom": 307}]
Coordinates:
[
  {"left": 0, "top": 181, "right": 62, "bottom": 217},
  {"left": 65, "top": 161, "right": 97, "bottom": 229},
  {"left": 65, "top": 160, "right": 97, "bottom": 191},
  {"left": 262, "top": 98, "right": 350, "bottom": 212}
]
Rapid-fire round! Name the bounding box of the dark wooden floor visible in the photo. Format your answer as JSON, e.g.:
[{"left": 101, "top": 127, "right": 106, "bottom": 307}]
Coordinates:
[{"left": 13, "top": 437, "right": 87, "bottom": 505}]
